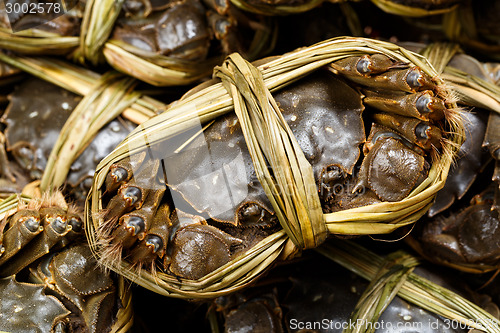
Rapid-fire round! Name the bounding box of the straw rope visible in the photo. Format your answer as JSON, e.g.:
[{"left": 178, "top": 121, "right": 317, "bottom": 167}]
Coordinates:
[
  {"left": 317, "top": 241, "right": 500, "bottom": 333},
  {"left": 215, "top": 53, "right": 326, "bottom": 249},
  {"left": 40, "top": 72, "right": 141, "bottom": 193},
  {"left": 0, "top": 195, "right": 134, "bottom": 333}
]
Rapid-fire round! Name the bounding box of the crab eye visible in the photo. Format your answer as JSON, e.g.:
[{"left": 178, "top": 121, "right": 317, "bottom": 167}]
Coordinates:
[
  {"left": 241, "top": 203, "right": 261, "bottom": 217},
  {"left": 51, "top": 216, "right": 67, "bottom": 234},
  {"left": 415, "top": 123, "right": 431, "bottom": 140},
  {"left": 322, "top": 166, "right": 342, "bottom": 184},
  {"left": 123, "top": 186, "right": 142, "bottom": 205},
  {"left": 68, "top": 217, "right": 83, "bottom": 233},
  {"left": 416, "top": 94, "right": 432, "bottom": 114},
  {"left": 145, "top": 235, "right": 163, "bottom": 253},
  {"left": 356, "top": 57, "right": 371, "bottom": 74},
  {"left": 124, "top": 215, "right": 145, "bottom": 236},
  {"left": 111, "top": 167, "right": 128, "bottom": 183},
  {"left": 406, "top": 69, "right": 423, "bottom": 88},
  {"left": 22, "top": 216, "right": 40, "bottom": 233}
]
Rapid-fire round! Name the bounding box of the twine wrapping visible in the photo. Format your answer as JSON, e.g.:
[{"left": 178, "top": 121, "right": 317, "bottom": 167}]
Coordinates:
[
  {"left": 0, "top": 195, "right": 134, "bottom": 333},
  {"left": 40, "top": 72, "right": 140, "bottom": 193},
  {"left": 317, "top": 241, "right": 500, "bottom": 333},
  {"left": 214, "top": 54, "right": 326, "bottom": 249}
]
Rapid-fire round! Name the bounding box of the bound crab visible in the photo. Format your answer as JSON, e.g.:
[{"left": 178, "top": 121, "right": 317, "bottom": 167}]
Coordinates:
[
  {"left": 406, "top": 53, "right": 500, "bottom": 273},
  {"left": 0, "top": 77, "right": 135, "bottom": 202},
  {"left": 112, "top": 0, "right": 273, "bottom": 63},
  {"left": 94, "top": 48, "right": 460, "bottom": 283},
  {"left": 0, "top": 0, "right": 84, "bottom": 35},
  {"left": 0, "top": 192, "right": 84, "bottom": 278},
  {"left": 0, "top": 243, "right": 130, "bottom": 332}
]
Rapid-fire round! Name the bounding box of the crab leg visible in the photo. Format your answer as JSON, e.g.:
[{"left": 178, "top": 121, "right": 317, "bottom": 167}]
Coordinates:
[
  {"left": 373, "top": 113, "right": 442, "bottom": 150},
  {"left": 0, "top": 207, "right": 72, "bottom": 277},
  {"left": 102, "top": 152, "right": 161, "bottom": 226},
  {"left": 0, "top": 210, "right": 42, "bottom": 266},
  {"left": 331, "top": 54, "right": 408, "bottom": 77},
  {"left": 169, "top": 223, "right": 242, "bottom": 280},
  {"left": 104, "top": 151, "right": 147, "bottom": 194},
  {"left": 363, "top": 90, "right": 446, "bottom": 121},
  {"left": 354, "top": 126, "right": 427, "bottom": 202},
  {"left": 127, "top": 203, "right": 172, "bottom": 268},
  {"left": 331, "top": 60, "right": 436, "bottom": 93},
  {"left": 110, "top": 184, "right": 166, "bottom": 250},
  {"left": 483, "top": 111, "right": 500, "bottom": 210}
]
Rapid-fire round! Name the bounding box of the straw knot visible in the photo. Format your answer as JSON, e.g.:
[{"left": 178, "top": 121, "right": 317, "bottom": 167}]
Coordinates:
[
  {"left": 214, "top": 53, "right": 327, "bottom": 250},
  {"left": 75, "top": 0, "right": 125, "bottom": 65}
]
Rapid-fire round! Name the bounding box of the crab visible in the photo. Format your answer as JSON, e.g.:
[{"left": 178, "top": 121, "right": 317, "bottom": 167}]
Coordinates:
[
  {"left": 214, "top": 288, "right": 284, "bottom": 332},
  {"left": 282, "top": 251, "right": 497, "bottom": 333},
  {"left": 408, "top": 110, "right": 500, "bottom": 271},
  {"left": 0, "top": 192, "right": 84, "bottom": 278},
  {"left": 97, "top": 53, "right": 456, "bottom": 280},
  {"left": 0, "top": 192, "right": 127, "bottom": 332},
  {"left": 0, "top": 244, "right": 123, "bottom": 333},
  {"left": 0, "top": 77, "right": 136, "bottom": 203},
  {"left": 211, "top": 250, "right": 496, "bottom": 333},
  {"left": 406, "top": 54, "right": 500, "bottom": 272},
  {"left": 112, "top": 0, "right": 272, "bottom": 62},
  {"left": 0, "top": 0, "right": 84, "bottom": 35}
]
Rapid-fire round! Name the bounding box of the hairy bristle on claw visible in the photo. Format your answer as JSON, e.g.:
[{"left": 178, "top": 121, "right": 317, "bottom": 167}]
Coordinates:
[
  {"left": 95, "top": 209, "right": 119, "bottom": 240},
  {"left": 96, "top": 239, "right": 124, "bottom": 273}
]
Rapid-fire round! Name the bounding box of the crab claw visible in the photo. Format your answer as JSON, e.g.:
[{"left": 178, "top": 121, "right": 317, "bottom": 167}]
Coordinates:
[
  {"left": 169, "top": 224, "right": 243, "bottom": 280},
  {"left": 104, "top": 151, "right": 146, "bottom": 193},
  {"left": 103, "top": 185, "right": 144, "bottom": 222},
  {"left": 128, "top": 234, "right": 165, "bottom": 267},
  {"left": 0, "top": 210, "right": 42, "bottom": 266},
  {"left": 111, "top": 215, "right": 147, "bottom": 249}
]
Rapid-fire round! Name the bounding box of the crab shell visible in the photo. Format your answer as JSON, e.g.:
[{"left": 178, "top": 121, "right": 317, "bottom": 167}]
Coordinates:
[
  {"left": 97, "top": 52, "right": 454, "bottom": 281},
  {"left": 163, "top": 70, "right": 364, "bottom": 226},
  {"left": 1, "top": 78, "right": 135, "bottom": 201},
  {"left": 0, "top": 244, "right": 121, "bottom": 333},
  {"left": 416, "top": 184, "right": 500, "bottom": 269}
]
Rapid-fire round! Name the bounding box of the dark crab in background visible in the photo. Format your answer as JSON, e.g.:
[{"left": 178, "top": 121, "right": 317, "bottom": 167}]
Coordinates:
[
  {"left": 112, "top": 0, "right": 274, "bottom": 63},
  {"left": 210, "top": 251, "right": 499, "bottom": 333},
  {"left": 0, "top": 0, "right": 85, "bottom": 35},
  {"left": 0, "top": 77, "right": 135, "bottom": 203},
  {"left": 96, "top": 52, "right": 458, "bottom": 281},
  {"left": 405, "top": 54, "right": 500, "bottom": 272},
  {"left": 0, "top": 194, "right": 127, "bottom": 333}
]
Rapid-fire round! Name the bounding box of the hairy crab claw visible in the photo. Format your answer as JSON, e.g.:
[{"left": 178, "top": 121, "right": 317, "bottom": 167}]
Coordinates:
[{"left": 0, "top": 195, "right": 84, "bottom": 278}]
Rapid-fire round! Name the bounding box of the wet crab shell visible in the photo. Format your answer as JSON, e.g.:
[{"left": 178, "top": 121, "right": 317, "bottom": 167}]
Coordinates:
[
  {"left": 409, "top": 179, "right": 500, "bottom": 272},
  {"left": 112, "top": 0, "right": 271, "bottom": 61},
  {"left": 403, "top": 51, "right": 500, "bottom": 273},
  {"left": 0, "top": 244, "right": 129, "bottom": 333},
  {"left": 1, "top": 78, "right": 136, "bottom": 201},
  {"left": 0, "top": 193, "right": 132, "bottom": 332},
  {"left": 283, "top": 253, "right": 496, "bottom": 333},
  {"left": 0, "top": 0, "right": 84, "bottom": 35},
  {"left": 163, "top": 70, "right": 365, "bottom": 226}
]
